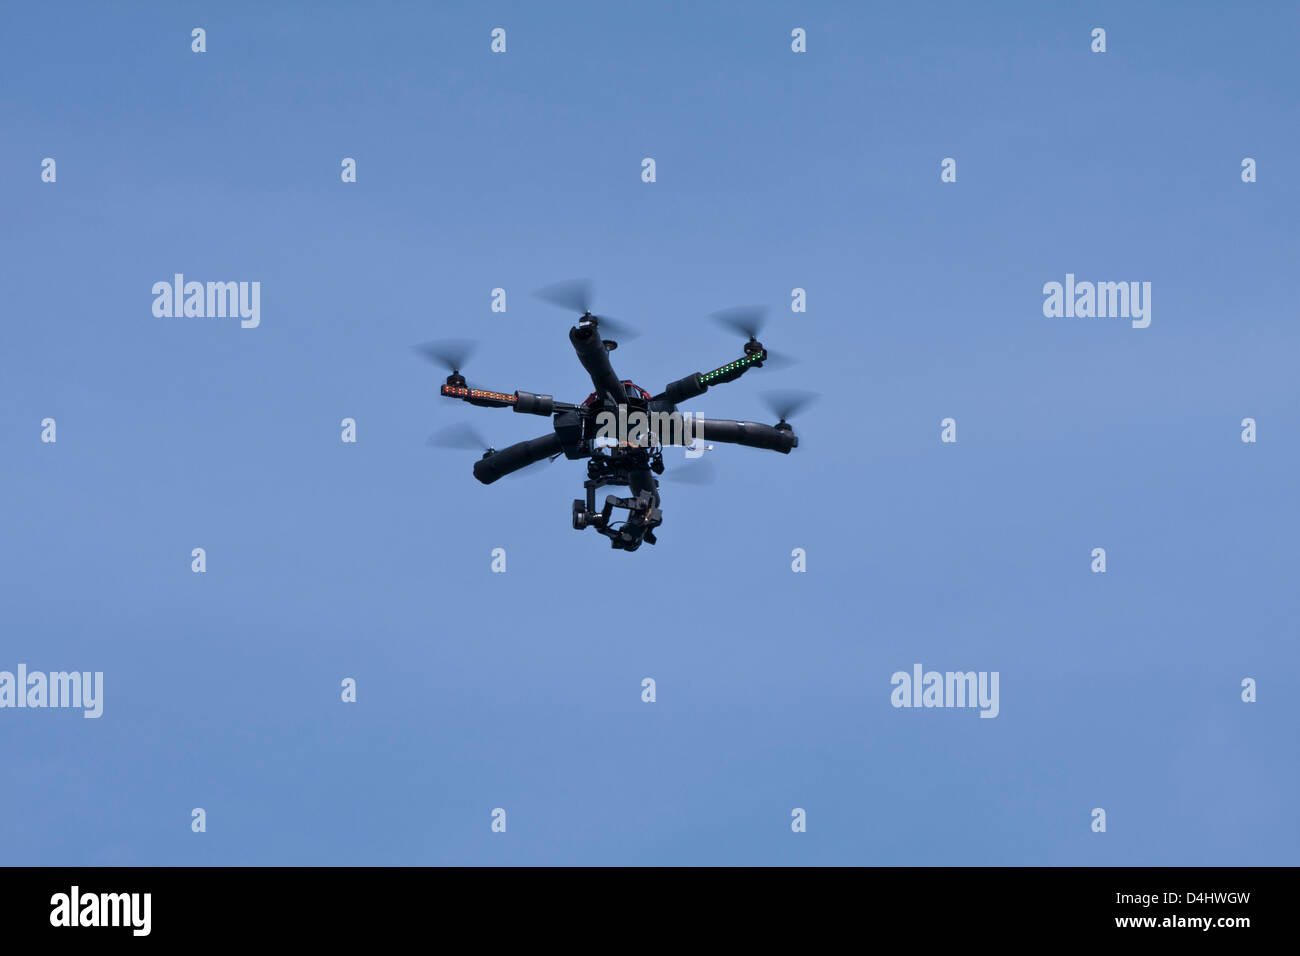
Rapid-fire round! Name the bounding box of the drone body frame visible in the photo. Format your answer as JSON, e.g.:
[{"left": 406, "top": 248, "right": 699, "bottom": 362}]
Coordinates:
[{"left": 429, "top": 301, "right": 803, "bottom": 551}]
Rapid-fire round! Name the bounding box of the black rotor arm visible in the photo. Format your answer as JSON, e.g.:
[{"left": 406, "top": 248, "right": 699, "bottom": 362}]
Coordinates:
[
  {"left": 472, "top": 432, "right": 564, "bottom": 484},
  {"left": 440, "top": 384, "right": 578, "bottom": 417},
  {"left": 651, "top": 347, "right": 768, "bottom": 405},
  {"left": 693, "top": 417, "right": 797, "bottom": 454},
  {"left": 569, "top": 323, "right": 628, "bottom": 404}
]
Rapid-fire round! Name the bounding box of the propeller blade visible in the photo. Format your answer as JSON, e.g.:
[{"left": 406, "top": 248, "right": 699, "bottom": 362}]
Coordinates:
[
  {"left": 759, "top": 347, "right": 798, "bottom": 371},
  {"left": 426, "top": 422, "right": 491, "bottom": 452},
  {"left": 761, "top": 389, "right": 820, "bottom": 422},
  {"left": 536, "top": 279, "right": 640, "bottom": 340},
  {"left": 587, "top": 313, "right": 639, "bottom": 341},
  {"left": 710, "top": 305, "right": 768, "bottom": 340},
  {"left": 667, "top": 456, "right": 717, "bottom": 486},
  {"left": 502, "top": 452, "right": 560, "bottom": 481},
  {"left": 414, "top": 339, "right": 477, "bottom": 373},
  {"left": 535, "top": 279, "right": 593, "bottom": 315}
]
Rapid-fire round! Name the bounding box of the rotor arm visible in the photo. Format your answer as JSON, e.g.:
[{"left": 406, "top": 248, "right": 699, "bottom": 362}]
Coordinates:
[
  {"left": 692, "top": 417, "right": 797, "bottom": 454},
  {"left": 653, "top": 372, "right": 706, "bottom": 405},
  {"left": 651, "top": 348, "right": 768, "bottom": 405},
  {"left": 472, "top": 431, "right": 564, "bottom": 484},
  {"left": 441, "top": 384, "right": 578, "bottom": 417},
  {"left": 440, "top": 383, "right": 517, "bottom": 408},
  {"left": 569, "top": 323, "right": 628, "bottom": 404}
]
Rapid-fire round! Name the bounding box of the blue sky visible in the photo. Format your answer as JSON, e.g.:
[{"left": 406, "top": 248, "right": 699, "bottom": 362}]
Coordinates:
[{"left": 1, "top": 0, "right": 1297, "bottom": 865}]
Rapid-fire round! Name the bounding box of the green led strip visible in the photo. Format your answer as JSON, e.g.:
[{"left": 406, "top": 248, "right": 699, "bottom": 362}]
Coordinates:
[{"left": 699, "top": 351, "right": 763, "bottom": 384}]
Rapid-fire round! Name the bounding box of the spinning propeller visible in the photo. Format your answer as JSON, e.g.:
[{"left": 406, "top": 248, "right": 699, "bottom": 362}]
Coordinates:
[
  {"left": 426, "top": 422, "right": 493, "bottom": 455},
  {"left": 427, "top": 422, "right": 560, "bottom": 477},
  {"left": 666, "top": 455, "right": 717, "bottom": 486},
  {"left": 709, "top": 306, "right": 797, "bottom": 370},
  {"left": 761, "top": 389, "right": 819, "bottom": 436},
  {"left": 414, "top": 339, "right": 478, "bottom": 388},
  {"left": 536, "top": 279, "right": 640, "bottom": 343}
]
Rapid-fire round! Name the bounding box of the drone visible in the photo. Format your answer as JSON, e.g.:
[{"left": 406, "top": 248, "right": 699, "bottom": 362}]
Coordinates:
[{"left": 419, "top": 280, "right": 814, "bottom": 551}]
